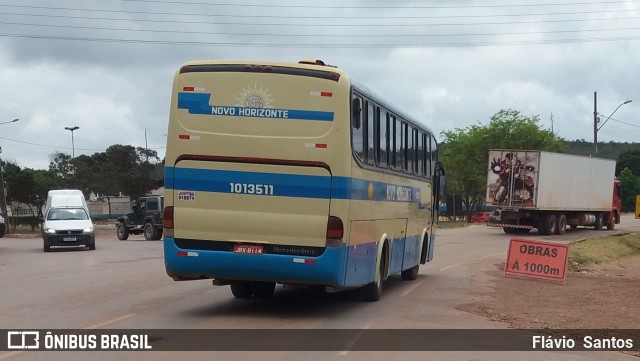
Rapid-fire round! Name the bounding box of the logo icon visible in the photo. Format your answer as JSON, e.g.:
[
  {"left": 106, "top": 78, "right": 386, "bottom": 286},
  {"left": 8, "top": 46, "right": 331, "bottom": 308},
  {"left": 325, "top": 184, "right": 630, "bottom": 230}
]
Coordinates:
[
  {"left": 7, "top": 331, "right": 40, "bottom": 349},
  {"left": 236, "top": 84, "right": 273, "bottom": 108}
]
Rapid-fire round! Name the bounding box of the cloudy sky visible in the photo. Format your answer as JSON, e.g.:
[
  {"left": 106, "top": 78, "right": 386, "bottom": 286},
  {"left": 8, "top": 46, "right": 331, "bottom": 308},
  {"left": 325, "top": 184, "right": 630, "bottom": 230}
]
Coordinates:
[{"left": 0, "top": 0, "right": 639, "bottom": 170}]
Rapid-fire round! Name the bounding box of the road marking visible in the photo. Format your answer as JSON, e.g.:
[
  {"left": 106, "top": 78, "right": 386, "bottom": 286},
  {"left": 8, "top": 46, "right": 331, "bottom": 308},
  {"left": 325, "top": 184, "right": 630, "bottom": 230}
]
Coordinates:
[
  {"left": 439, "top": 262, "right": 461, "bottom": 272},
  {"left": 401, "top": 280, "right": 424, "bottom": 297},
  {"left": 83, "top": 313, "right": 136, "bottom": 329},
  {"left": 481, "top": 252, "right": 504, "bottom": 259},
  {"left": 338, "top": 320, "right": 373, "bottom": 356}
]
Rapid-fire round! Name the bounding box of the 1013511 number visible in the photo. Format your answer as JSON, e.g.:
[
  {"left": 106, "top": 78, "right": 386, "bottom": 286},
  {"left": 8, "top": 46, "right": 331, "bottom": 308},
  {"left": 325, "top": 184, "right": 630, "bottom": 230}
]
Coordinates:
[{"left": 229, "top": 183, "right": 274, "bottom": 195}]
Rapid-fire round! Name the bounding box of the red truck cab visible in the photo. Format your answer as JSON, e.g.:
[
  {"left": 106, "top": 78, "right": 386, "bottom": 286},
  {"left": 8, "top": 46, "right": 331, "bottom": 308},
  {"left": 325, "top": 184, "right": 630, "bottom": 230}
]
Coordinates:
[{"left": 611, "top": 178, "right": 622, "bottom": 226}]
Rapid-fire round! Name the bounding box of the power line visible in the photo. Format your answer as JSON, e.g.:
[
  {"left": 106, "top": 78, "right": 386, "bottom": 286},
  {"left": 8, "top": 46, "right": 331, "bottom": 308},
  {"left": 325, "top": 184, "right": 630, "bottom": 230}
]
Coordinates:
[
  {"left": 0, "top": 135, "right": 165, "bottom": 152},
  {"left": 609, "top": 117, "right": 640, "bottom": 128},
  {"left": 1, "top": 31, "right": 639, "bottom": 47},
  {"left": 3, "top": 19, "right": 640, "bottom": 39},
  {"left": 3, "top": 10, "right": 640, "bottom": 28},
  {"left": 116, "top": 0, "right": 640, "bottom": 10},
  {"left": 1, "top": 3, "right": 639, "bottom": 20}
]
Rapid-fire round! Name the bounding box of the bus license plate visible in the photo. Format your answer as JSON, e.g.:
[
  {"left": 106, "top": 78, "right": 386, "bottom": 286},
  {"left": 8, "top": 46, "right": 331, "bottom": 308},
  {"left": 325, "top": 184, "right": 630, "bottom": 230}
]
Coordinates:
[
  {"left": 234, "top": 244, "right": 263, "bottom": 255},
  {"left": 63, "top": 237, "right": 76, "bottom": 242}
]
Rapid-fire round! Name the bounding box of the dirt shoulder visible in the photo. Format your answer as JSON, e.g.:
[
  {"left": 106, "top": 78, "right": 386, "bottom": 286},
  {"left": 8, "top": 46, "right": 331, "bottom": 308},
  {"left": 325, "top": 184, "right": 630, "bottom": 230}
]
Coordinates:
[{"left": 459, "top": 254, "right": 640, "bottom": 329}]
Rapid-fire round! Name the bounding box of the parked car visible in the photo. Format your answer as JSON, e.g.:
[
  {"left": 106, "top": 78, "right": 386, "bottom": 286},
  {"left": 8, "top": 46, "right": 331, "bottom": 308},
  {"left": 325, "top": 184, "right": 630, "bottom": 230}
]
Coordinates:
[{"left": 470, "top": 211, "right": 490, "bottom": 223}]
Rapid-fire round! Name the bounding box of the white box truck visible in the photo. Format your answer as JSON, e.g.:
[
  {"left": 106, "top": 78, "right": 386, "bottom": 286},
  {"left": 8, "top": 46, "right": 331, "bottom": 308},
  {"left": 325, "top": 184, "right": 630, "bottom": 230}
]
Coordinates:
[{"left": 486, "top": 150, "right": 622, "bottom": 235}]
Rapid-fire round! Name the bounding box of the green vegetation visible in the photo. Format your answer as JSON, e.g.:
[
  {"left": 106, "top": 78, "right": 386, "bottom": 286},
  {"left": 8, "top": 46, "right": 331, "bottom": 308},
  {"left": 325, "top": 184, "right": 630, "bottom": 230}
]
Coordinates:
[
  {"left": 440, "top": 109, "right": 564, "bottom": 213},
  {"left": 569, "top": 232, "right": 640, "bottom": 270},
  {"left": 2, "top": 145, "right": 163, "bottom": 219},
  {"left": 439, "top": 111, "right": 640, "bottom": 214}
]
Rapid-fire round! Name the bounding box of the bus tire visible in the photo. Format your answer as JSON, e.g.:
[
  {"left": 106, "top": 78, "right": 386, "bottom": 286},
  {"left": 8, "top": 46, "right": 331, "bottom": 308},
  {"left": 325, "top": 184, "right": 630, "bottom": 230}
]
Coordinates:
[
  {"left": 419, "top": 234, "right": 429, "bottom": 264},
  {"left": 230, "top": 282, "right": 252, "bottom": 298},
  {"left": 362, "top": 250, "right": 385, "bottom": 302},
  {"left": 251, "top": 282, "right": 275, "bottom": 298},
  {"left": 401, "top": 265, "right": 419, "bottom": 281}
]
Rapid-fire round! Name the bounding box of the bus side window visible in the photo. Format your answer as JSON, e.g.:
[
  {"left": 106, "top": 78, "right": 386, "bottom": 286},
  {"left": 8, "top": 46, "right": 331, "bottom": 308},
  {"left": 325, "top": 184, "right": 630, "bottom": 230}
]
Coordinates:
[
  {"left": 425, "top": 133, "right": 432, "bottom": 178},
  {"left": 431, "top": 135, "right": 438, "bottom": 174},
  {"left": 417, "top": 131, "right": 425, "bottom": 176},
  {"left": 405, "top": 125, "right": 414, "bottom": 173},
  {"left": 377, "top": 108, "right": 388, "bottom": 168},
  {"left": 365, "top": 101, "right": 375, "bottom": 164},
  {"left": 394, "top": 117, "right": 403, "bottom": 170},
  {"left": 351, "top": 96, "right": 365, "bottom": 160}
]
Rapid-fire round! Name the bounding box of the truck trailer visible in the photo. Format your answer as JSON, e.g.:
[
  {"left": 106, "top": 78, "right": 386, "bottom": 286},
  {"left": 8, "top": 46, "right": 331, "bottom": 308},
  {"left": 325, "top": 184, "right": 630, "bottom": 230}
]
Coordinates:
[{"left": 486, "top": 150, "right": 622, "bottom": 235}]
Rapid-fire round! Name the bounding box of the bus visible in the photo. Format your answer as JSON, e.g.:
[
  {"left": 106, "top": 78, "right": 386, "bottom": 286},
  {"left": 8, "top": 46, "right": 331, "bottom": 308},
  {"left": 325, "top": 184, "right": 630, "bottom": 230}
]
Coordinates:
[{"left": 163, "top": 59, "right": 445, "bottom": 301}]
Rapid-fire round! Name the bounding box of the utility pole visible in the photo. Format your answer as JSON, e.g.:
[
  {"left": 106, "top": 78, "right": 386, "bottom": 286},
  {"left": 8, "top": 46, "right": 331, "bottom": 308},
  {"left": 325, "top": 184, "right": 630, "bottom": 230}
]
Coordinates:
[
  {"left": 593, "top": 91, "right": 598, "bottom": 155},
  {"left": 0, "top": 147, "right": 9, "bottom": 230},
  {"left": 145, "top": 128, "right": 148, "bottom": 163}
]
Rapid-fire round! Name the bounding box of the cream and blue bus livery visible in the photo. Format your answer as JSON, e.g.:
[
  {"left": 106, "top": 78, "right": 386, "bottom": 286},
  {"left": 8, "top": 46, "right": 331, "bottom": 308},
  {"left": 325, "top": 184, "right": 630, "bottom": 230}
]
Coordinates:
[{"left": 163, "top": 59, "right": 445, "bottom": 301}]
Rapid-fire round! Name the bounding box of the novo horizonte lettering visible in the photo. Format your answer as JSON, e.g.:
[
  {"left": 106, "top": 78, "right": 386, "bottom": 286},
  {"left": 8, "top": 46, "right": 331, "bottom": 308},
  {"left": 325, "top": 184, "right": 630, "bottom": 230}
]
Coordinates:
[{"left": 211, "top": 106, "right": 289, "bottom": 119}]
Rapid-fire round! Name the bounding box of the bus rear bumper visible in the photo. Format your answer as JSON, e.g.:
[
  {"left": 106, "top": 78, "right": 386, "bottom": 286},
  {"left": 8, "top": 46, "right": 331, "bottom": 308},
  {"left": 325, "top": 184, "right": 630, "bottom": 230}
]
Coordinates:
[{"left": 163, "top": 237, "right": 348, "bottom": 287}]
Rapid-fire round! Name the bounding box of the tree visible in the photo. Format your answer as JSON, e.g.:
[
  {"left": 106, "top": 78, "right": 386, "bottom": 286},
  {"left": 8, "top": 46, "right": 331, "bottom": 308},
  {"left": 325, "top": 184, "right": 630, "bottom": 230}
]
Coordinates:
[
  {"left": 4, "top": 162, "right": 58, "bottom": 230},
  {"left": 440, "top": 109, "right": 565, "bottom": 216},
  {"left": 48, "top": 152, "right": 73, "bottom": 188},
  {"left": 104, "top": 145, "right": 161, "bottom": 200},
  {"left": 46, "top": 145, "right": 162, "bottom": 201},
  {"left": 616, "top": 149, "right": 640, "bottom": 176},
  {"left": 617, "top": 167, "right": 640, "bottom": 212}
]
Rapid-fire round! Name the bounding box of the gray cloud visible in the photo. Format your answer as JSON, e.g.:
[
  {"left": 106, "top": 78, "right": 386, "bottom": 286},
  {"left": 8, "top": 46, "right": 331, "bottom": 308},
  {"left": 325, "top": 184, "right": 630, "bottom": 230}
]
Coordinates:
[{"left": 1, "top": 0, "right": 639, "bottom": 169}]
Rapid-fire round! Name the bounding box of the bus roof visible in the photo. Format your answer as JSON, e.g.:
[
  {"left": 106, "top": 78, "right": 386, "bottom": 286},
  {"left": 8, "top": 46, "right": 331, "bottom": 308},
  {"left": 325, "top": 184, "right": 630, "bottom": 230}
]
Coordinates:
[{"left": 177, "top": 59, "right": 437, "bottom": 145}]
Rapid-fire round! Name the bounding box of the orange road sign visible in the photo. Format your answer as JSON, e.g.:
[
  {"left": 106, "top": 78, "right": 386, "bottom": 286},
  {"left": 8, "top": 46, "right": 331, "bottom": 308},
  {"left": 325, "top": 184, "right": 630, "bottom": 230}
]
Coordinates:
[
  {"left": 636, "top": 195, "right": 640, "bottom": 219},
  {"left": 505, "top": 238, "right": 569, "bottom": 282}
]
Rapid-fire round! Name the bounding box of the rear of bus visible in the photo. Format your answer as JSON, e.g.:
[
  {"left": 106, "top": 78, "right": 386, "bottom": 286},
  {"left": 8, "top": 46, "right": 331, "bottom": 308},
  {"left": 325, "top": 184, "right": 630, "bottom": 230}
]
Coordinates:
[{"left": 163, "top": 60, "right": 351, "bottom": 289}]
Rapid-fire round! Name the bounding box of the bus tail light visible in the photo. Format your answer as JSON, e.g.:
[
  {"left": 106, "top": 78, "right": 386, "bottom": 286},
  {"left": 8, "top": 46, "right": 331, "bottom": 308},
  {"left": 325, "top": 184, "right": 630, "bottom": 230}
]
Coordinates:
[
  {"left": 164, "top": 206, "right": 174, "bottom": 238},
  {"left": 163, "top": 206, "right": 174, "bottom": 228},
  {"left": 326, "top": 216, "right": 343, "bottom": 247}
]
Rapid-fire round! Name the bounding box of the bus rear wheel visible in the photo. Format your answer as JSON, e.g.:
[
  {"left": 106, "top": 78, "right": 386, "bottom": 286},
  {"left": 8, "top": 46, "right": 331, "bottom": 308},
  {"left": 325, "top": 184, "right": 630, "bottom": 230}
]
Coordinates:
[
  {"left": 401, "top": 265, "right": 419, "bottom": 281},
  {"left": 251, "top": 282, "right": 276, "bottom": 298},
  {"left": 230, "top": 282, "right": 252, "bottom": 298},
  {"left": 362, "top": 251, "right": 385, "bottom": 302}
]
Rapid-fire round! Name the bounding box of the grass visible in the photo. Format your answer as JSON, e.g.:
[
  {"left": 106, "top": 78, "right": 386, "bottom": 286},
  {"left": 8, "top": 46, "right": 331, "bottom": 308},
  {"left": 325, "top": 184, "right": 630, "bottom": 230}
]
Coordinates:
[{"left": 569, "top": 232, "right": 640, "bottom": 270}]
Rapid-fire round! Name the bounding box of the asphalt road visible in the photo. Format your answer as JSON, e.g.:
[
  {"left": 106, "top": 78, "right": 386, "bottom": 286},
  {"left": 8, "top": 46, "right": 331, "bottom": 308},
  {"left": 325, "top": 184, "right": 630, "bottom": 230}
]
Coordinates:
[{"left": 1, "top": 215, "right": 639, "bottom": 361}]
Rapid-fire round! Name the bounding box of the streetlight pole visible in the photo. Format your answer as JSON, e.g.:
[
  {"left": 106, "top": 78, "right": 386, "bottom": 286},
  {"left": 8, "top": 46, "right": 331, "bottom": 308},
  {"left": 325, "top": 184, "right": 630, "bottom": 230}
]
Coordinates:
[
  {"left": 64, "top": 126, "right": 80, "bottom": 158},
  {"left": 0, "top": 118, "right": 19, "bottom": 125},
  {"left": 0, "top": 118, "right": 19, "bottom": 231},
  {"left": 593, "top": 93, "right": 632, "bottom": 154}
]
